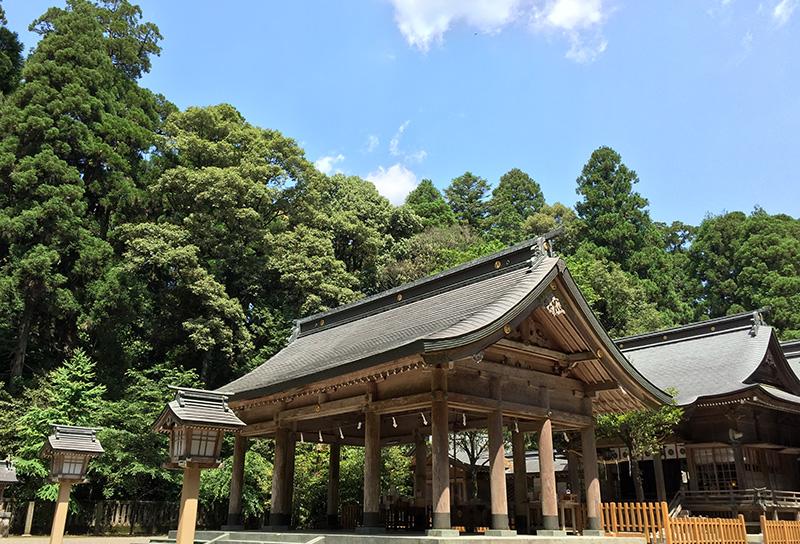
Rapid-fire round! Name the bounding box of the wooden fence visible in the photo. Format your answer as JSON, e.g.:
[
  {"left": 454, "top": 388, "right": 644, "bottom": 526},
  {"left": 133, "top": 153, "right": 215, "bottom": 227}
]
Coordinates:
[
  {"left": 602, "top": 502, "right": 747, "bottom": 544},
  {"left": 761, "top": 516, "right": 800, "bottom": 544}
]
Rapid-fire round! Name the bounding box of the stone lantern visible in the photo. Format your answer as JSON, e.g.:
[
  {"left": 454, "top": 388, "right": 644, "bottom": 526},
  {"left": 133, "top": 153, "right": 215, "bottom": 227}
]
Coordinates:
[
  {"left": 153, "top": 387, "right": 245, "bottom": 544},
  {"left": 40, "top": 425, "right": 103, "bottom": 544},
  {"left": 0, "top": 458, "right": 18, "bottom": 537}
]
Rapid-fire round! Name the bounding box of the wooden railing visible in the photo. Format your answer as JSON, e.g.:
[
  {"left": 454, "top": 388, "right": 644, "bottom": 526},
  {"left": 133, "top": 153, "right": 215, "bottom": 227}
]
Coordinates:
[
  {"left": 602, "top": 502, "right": 671, "bottom": 543},
  {"left": 760, "top": 516, "right": 800, "bottom": 544},
  {"left": 602, "top": 502, "right": 748, "bottom": 544},
  {"left": 670, "top": 515, "right": 746, "bottom": 544}
]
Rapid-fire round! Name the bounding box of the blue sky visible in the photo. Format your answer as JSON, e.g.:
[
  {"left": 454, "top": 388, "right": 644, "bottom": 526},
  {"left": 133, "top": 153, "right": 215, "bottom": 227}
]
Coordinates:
[{"left": 5, "top": 0, "right": 799, "bottom": 224}]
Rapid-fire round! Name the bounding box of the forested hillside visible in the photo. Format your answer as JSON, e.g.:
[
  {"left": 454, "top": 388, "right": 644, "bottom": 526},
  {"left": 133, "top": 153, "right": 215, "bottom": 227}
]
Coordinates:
[{"left": 0, "top": 0, "right": 798, "bottom": 527}]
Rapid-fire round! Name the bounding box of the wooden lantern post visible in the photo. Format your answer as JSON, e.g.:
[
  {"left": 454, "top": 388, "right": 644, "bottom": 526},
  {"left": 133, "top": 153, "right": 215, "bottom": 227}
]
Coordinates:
[
  {"left": 153, "top": 387, "right": 245, "bottom": 544},
  {"left": 40, "top": 426, "right": 104, "bottom": 544}
]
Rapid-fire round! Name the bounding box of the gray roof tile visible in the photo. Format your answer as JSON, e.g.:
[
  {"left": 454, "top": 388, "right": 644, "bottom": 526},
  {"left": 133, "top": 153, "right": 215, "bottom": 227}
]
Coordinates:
[
  {"left": 153, "top": 387, "right": 245, "bottom": 431},
  {"left": 42, "top": 426, "right": 104, "bottom": 456},
  {"left": 0, "top": 459, "right": 17, "bottom": 484}
]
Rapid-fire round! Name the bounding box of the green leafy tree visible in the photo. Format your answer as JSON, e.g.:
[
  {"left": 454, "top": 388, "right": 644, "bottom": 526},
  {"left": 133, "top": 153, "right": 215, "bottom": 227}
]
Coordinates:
[
  {"left": 0, "top": 0, "right": 162, "bottom": 387},
  {"left": 574, "top": 147, "right": 654, "bottom": 270},
  {"left": 523, "top": 202, "right": 580, "bottom": 252},
  {"left": 596, "top": 393, "right": 683, "bottom": 501},
  {"left": 444, "top": 172, "right": 490, "bottom": 230},
  {"left": 404, "top": 179, "right": 456, "bottom": 228},
  {"left": 690, "top": 209, "right": 800, "bottom": 339},
  {"left": 0, "top": 1, "right": 24, "bottom": 96},
  {"left": 486, "top": 168, "right": 545, "bottom": 244},
  {"left": 1, "top": 349, "right": 106, "bottom": 501}
]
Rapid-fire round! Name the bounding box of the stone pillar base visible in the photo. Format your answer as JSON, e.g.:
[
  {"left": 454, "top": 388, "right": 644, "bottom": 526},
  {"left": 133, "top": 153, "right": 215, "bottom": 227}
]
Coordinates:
[
  {"left": 427, "top": 528, "right": 460, "bottom": 537},
  {"left": 583, "top": 529, "right": 605, "bottom": 536},
  {"left": 537, "top": 529, "right": 568, "bottom": 536},
  {"left": 486, "top": 529, "right": 517, "bottom": 537}
]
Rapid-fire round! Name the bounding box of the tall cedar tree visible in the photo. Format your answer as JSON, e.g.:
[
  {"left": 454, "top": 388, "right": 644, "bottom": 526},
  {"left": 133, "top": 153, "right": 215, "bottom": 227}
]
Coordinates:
[
  {"left": 487, "top": 168, "right": 545, "bottom": 244},
  {"left": 0, "top": 1, "right": 24, "bottom": 96},
  {"left": 0, "top": 0, "right": 162, "bottom": 387},
  {"left": 575, "top": 146, "right": 653, "bottom": 270},
  {"left": 444, "top": 172, "right": 490, "bottom": 230},
  {"left": 404, "top": 179, "right": 456, "bottom": 228}
]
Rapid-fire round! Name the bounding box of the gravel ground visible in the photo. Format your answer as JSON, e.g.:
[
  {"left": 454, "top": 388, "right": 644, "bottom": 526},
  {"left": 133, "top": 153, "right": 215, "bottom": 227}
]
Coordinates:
[{"left": 1, "top": 536, "right": 162, "bottom": 543}]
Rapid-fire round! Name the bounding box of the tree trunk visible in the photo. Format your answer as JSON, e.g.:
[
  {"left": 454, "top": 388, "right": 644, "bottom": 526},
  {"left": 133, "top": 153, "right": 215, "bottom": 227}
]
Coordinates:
[
  {"left": 631, "top": 458, "right": 645, "bottom": 502},
  {"left": 10, "top": 300, "right": 34, "bottom": 385}
]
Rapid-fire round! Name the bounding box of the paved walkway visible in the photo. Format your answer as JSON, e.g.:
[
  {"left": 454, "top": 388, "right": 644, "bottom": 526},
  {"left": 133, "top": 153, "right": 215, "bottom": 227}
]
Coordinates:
[{"left": 1, "top": 536, "right": 161, "bottom": 543}]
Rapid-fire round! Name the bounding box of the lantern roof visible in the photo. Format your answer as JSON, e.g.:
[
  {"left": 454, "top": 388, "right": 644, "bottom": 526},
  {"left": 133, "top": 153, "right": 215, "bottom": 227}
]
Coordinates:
[
  {"left": 153, "top": 387, "right": 246, "bottom": 432},
  {"left": 0, "top": 458, "right": 17, "bottom": 484},
  {"left": 41, "top": 425, "right": 104, "bottom": 457}
]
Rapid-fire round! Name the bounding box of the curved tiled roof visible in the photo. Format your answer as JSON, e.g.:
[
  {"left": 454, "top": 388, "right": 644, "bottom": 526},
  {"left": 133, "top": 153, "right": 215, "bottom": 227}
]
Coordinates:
[
  {"left": 783, "top": 340, "right": 800, "bottom": 378},
  {"left": 222, "top": 237, "right": 669, "bottom": 408},
  {"left": 619, "top": 312, "right": 799, "bottom": 406}
]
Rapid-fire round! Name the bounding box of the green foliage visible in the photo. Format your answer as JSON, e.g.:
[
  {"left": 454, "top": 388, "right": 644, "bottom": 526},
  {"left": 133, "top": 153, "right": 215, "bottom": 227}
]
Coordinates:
[
  {"left": 200, "top": 441, "right": 273, "bottom": 525},
  {"left": 0, "top": 2, "right": 23, "bottom": 96},
  {"left": 444, "top": 172, "right": 490, "bottom": 230},
  {"left": 486, "top": 168, "right": 545, "bottom": 244},
  {"left": 690, "top": 209, "right": 800, "bottom": 338},
  {"left": 595, "top": 392, "right": 683, "bottom": 500},
  {"left": 404, "top": 179, "right": 456, "bottom": 229}
]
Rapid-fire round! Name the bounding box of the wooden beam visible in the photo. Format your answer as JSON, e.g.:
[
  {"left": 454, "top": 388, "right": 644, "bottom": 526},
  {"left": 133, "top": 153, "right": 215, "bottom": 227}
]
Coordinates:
[
  {"left": 369, "top": 392, "right": 432, "bottom": 415},
  {"left": 277, "top": 394, "right": 369, "bottom": 423},
  {"left": 493, "top": 338, "right": 594, "bottom": 363},
  {"left": 241, "top": 421, "right": 277, "bottom": 437},
  {"left": 584, "top": 381, "right": 619, "bottom": 393},
  {"left": 446, "top": 392, "right": 591, "bottom": 428},
  {"left": 457, "top": 358, "right": 586, "bottom": 392}
]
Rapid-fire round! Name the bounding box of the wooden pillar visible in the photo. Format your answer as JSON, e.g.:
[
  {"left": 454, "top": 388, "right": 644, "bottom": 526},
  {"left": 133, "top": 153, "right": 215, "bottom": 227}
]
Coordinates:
[
  {"left": 175, "top": 464, "right": 201, "bottom": 544},
  {"left": 226, "top": 434, "right": 248, "bottom": 528},
  {"left": 538, "top": 418, "right": 561, "bottom": 534},
  {"left": 327, "top": 442, "right": 341, "bottom": 529},
  {"left": 430, "top": 367, "right": 453, "bottom": 534},
  {"left": 654, "top": 451, "right": 667, "bottom": 503},
  {"left": 512, "top": 429, "right": 529, "bottom": 533},
  {"left": 48, "top": 480, "right": 73, "bottom": 544},
  {"left": 23, "top": 501, "right": 35, "bottom": 536},
  {"left": 268, "top": 427, "right": 289, "bottom": 528},
  {"left": 581, "top": 424, "right": 602, "bottom": 534},
  {"left": 282, "top": 433, "right": 296, "bottom": 527},
  {"left": 488, "top": 409, "right": 512, "bottom": 533},
  {"left": 568, "top": 448, "right": 581, "bottom": 498},
  {"left": 362, "top": 410, "right": 382, "bottom": 529},
  {"left": 413, "top": 431, "right": 428, "bottom": 507},
  {"left": 687, "top": 448, "right": 699, "bottom": 491}
]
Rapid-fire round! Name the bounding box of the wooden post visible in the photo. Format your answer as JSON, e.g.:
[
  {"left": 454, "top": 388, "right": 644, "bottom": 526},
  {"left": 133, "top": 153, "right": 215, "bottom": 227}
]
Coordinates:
[
  {"left": 327, "top": 442, "right": 341, "bottom": 529},
  {"left": 429, "top": 367, "right": 455, "bottom": 535},
  {"left": 225, "top": 434, "right": 248, "bottom": 528},
  {"left": 487, "top": 408, "right": 512, "bottom": 533},
  {"left": 23, "top": 500, "right": 35, "bottom": 536},
  {"left": 175, "top": 465, "right": 200, "bottom": 544},
  {"left": 538, "top": 417, "right": 563, "bottom": 534},
  {"left": 581, "top": 423, "right": 602, "bottom": 534},
  {"left": 361, "top": 410, "right": 382, "bottom": 530},
  {"left": 413, "top": 431, "right": 427, "bottom": 507},
  {"left": 282, "top": 433, "right": 296, "bottom": 527},
  {"left": 48, "top": 480, "right": 73, "bottom": 544},
  {"left": 268, "top": 427, "right": 289, "bottom": 528},
  {"left": 654, "top": 451, "right": 667, "bottom": 503},
  {"left": 732, "top": 443, "right": 747, "bottom": 490},
  {"left": 512, "top": 429, "right": 529, "bottom": 533},
  {"left": 567, "top": 447, "right": 581, "bottom": 497}
]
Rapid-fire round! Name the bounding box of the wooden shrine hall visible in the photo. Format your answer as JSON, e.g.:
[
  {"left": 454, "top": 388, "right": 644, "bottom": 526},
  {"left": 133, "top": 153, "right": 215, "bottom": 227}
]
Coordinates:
[{"left": 216, "top": 237, "right": 671, "bottom": 537}]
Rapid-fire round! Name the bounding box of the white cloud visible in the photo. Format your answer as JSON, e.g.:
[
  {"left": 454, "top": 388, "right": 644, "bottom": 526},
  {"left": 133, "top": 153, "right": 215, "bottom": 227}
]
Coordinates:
[
  {"left": 388, "top": 120, "right": 428, "bottom": 163},
  {"left": 388, "top": 0, "right": 610, "bottom": 62},
  {"left": 773, "top": 0, "right": 798, "bottom": 25},
  {"left": 366, "top": 164, "right": 418, "bottom": 205},
  {"left": 365, "top": 134, "right": 380, "bottom": 152},
  {"left": 532, "top": 0, "right": 608, "bottom": 63},
  {"left": 391, "top": 0, "right": 521, "bottom": 52},
  {"left": 314, "top": 154, "right": 345, "bottom": 175}
]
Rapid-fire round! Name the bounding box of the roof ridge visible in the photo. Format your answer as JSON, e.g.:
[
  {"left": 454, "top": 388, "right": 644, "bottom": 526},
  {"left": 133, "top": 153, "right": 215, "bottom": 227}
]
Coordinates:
[
  {"left": 295, "top": 231, "right": 562, "bottom": 337},
  {"left": 616, "top": 310, "right": 768, "bottom": 350}
]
